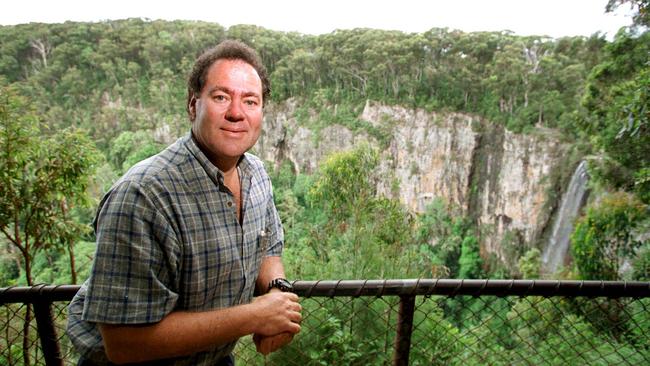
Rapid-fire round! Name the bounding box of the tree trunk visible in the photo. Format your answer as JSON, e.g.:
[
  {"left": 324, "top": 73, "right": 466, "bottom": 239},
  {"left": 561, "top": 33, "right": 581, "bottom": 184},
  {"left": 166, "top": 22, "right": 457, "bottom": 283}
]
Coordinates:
[
  {"left": 22, "top": 304, "right": 32, "bottom": 366},
  {"left": 508, "top": 95, "right": 515, "bottom": 115},
  {"left": 24, "top": 252, "right": 33, "bottom": 287},
  {"left": 391, "top": 79, "right": 397, "bottom": 99},
  {"left": 524, "top": 89, "right": 529, "bottom": 108},
  {"left": 21, "top": 248, "right": 33, "bottom": 365},
  {"left": 5, "top": 317, "right": 13, "bottom": 365},
  {"left": 69, "top": 240, "right": 78, "bottom": 284},
  {"left": 29, "top": 39, "right": 50, "bottom": 68}
]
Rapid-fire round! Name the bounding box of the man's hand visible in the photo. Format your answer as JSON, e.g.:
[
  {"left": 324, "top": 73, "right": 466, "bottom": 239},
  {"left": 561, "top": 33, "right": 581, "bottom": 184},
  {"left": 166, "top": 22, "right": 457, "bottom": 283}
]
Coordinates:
[
  {"left": 253, "top": 332, "right": 294, "bottom": 355},
  {"left": 250, "top": 290, "right": 302, "bottom": 336},
  {"left": 250, "top": 288, "right": 301, "bottom": 355},
  {"left": 252, "top": 258, "right": 300, "bottom": 354}
]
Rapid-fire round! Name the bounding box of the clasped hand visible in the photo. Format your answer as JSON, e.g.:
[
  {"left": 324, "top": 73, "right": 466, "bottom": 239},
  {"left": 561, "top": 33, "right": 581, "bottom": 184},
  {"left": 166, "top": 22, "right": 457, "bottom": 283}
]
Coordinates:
[{"left": 251, "top": 290, "right": 302, "bottom": 355}]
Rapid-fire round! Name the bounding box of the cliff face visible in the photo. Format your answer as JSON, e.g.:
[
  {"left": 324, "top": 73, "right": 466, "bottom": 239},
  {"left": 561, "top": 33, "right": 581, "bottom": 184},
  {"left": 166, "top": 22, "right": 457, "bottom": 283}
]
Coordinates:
[
  {"left": 472, "top": 124, "right": 566, "bottom": 259},
  {"left": 255, "top": 100, "right": 570, "bottom": 262}
]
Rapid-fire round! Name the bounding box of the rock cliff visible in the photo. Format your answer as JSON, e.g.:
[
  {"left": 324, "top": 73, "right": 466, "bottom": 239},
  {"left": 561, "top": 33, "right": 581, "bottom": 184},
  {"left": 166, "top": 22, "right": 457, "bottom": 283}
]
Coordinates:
[{"left": 255, "top": 100, "right": 573, "bottom": 263}]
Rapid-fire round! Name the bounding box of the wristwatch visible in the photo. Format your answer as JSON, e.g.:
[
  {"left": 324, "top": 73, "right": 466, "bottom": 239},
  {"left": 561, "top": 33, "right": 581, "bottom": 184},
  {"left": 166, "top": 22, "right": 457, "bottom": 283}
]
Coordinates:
[{"left": 268, "top": 278, "right": 293, "bottom": 292}]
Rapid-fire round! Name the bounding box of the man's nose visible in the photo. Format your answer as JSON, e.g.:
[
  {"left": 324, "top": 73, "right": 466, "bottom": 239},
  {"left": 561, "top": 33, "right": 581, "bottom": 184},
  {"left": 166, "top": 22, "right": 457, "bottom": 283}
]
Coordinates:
[{"left": 225, "top": 98, "right": 244, "bottom": 122}]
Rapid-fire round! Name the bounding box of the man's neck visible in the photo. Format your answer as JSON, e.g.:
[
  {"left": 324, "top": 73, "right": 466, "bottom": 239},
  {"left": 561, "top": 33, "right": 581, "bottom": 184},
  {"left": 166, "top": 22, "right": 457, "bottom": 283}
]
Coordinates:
[
  {"left": 214, "top": 158, "right": 239, "bottom": 178},
  {"left": 190, "top": 131, "right": 242, "bottom": 174}
]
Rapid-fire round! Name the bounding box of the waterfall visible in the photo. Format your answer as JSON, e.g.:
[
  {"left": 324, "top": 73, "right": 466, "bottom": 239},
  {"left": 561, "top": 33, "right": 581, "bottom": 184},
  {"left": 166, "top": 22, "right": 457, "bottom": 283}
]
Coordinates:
[{"left": 542, "top": 161, "right": 589, "bottom": 275}]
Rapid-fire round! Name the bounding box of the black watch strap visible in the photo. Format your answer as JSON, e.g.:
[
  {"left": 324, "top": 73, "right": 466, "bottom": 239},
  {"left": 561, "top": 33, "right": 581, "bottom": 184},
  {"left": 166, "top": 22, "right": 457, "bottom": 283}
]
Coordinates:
[{"left": 268, "top": 278, "right": 293, "bottom": 292}]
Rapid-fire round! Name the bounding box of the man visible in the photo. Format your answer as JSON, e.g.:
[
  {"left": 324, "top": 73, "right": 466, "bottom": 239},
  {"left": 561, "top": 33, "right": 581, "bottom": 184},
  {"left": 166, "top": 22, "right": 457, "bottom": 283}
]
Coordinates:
[{"left": 67, "top": 40, "right": 301, "bottom": 365}]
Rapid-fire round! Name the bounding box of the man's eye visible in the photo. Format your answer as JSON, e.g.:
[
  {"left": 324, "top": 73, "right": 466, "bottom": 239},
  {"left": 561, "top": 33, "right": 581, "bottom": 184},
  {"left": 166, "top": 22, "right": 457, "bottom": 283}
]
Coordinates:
[
  {"left": 244, "top": 99, "right": 258, "bottom": 106},
  {"left": 214, "top": 95, "right": 228, "bottom": 102}
]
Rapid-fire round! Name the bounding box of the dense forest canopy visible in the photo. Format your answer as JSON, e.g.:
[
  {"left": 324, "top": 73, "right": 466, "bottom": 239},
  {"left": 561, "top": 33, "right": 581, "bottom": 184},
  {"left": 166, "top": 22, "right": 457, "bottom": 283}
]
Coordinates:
[{"left": 0, "top": 19, "right": 613, "bottom": 135}]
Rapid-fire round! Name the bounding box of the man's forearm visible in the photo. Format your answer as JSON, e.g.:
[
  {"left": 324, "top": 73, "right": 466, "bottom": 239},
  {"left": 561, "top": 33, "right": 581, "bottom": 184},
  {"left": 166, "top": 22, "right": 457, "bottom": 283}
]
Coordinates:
[
  {"left": 99, "top": 290, "right": 301, "bottom": 364},
  {"left": 256, "top": 255, "right": 286, "bottom": 294},
  {"left": 100, "top": 303, "right": 253, "bottom": 364}
]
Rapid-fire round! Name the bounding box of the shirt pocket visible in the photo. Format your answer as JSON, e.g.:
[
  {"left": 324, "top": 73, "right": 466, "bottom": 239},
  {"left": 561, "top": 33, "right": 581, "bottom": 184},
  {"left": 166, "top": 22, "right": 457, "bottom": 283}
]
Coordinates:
[
  {"left": 249, "top": 227, "right": 269, "bottom": 279},
  {"left": 241, "top": 228, "right": 270, "bottom": 299}
]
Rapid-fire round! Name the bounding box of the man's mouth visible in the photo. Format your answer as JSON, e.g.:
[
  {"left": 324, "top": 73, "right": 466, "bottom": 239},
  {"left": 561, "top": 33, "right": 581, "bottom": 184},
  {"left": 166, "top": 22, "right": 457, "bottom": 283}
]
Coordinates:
[{"left": 222, "top": 128, "right": 247, "bottom": 133}]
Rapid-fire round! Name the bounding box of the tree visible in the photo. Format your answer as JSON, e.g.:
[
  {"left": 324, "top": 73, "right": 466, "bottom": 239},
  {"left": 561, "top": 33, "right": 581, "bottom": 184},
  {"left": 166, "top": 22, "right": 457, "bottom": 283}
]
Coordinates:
[
  {"left": 581, "top": 29, "right": 650, "bottom": 203},
  {"left": 308, "top": 142, "right": 379, "bottom": 222},
  {"left": 0, "top": 81, "right": 90, "bottom": 365},
  {"left": 298, "top": 143, "right": 423, "bottom": 280},
  {"left": 518, "top": 248, "right": 542, "bottom": 279},
  {"left": 571, "top": 192, "right": 647, "bottom": 280},
  {"left": 1, "top": 80, "right": 99, "bottom": 365},
  {"left": 458, "top": 235, "right": 483, "bottom": 279},
  {"left": 604, "top": 66, "right": 649, "bottom": 202},
  {"left": 0, "top": 80, "right": 99, "bottom": 286}
]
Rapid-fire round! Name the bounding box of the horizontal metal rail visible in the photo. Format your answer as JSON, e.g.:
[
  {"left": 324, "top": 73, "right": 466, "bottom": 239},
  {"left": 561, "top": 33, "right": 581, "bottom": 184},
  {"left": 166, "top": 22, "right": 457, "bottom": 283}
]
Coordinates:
[
  {"left": 293, "top": 279, "right": 650, "bottom": 298},
  {"left": 0, "top": 284, "right": 81, "bottom": 304}
]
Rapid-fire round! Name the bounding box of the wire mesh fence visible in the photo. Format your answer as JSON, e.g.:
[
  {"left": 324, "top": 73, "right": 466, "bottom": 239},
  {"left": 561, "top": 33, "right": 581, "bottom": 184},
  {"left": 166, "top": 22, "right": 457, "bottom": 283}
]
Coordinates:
[
  {"left": 1, "top": 280, "right": 649, "bottom": 365},
  {"left": 1, "top": 301, "right": 77, "bottom": 365}
]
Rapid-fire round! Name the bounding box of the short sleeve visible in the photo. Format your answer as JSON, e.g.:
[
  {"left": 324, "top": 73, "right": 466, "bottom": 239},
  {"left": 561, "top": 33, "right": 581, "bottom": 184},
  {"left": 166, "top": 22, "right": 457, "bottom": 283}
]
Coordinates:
[{"left": 82, "top": 180, "right": 180, "bottom": 325}]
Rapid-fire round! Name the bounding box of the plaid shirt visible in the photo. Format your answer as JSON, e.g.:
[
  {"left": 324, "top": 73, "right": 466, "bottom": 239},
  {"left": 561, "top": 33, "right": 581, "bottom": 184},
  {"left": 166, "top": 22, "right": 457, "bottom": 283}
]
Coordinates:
[{"left": 66, "top": 133, "right": 283, "bottom": 365}]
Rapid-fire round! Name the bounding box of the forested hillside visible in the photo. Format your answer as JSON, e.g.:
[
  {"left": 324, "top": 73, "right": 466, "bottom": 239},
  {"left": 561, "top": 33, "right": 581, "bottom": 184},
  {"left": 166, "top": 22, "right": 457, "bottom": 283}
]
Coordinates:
[{"left": 0, "top": 5, "right": 648, "bottom": 286}]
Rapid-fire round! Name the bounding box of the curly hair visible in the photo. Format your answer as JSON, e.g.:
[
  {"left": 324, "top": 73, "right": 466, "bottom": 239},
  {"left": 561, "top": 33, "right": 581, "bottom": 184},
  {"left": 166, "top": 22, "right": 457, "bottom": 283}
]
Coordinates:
[{"left": 186, "top": 40, "right": 270, "bottom": 117}]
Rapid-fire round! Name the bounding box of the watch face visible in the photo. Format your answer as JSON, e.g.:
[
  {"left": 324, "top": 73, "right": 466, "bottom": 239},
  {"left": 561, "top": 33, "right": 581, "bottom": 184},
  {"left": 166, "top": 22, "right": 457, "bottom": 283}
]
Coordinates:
[
  {"left": 270, "top": 278, "right": 293, "bottom": 292},
  {"left": 278, "top": 279, "right": 292, "bottom": 290}
]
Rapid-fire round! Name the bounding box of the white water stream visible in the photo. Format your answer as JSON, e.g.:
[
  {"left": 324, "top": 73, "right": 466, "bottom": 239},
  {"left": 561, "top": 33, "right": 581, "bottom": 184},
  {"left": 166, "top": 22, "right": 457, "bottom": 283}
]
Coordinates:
[{"left": 541, "top": 161, "right": 589, "bottom": 275}]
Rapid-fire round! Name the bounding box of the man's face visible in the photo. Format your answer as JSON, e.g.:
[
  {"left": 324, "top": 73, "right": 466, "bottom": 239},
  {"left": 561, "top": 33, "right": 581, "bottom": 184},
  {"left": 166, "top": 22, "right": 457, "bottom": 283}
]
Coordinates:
[{"left": 190, "top": 59, "right": 263, "bottom": 168}]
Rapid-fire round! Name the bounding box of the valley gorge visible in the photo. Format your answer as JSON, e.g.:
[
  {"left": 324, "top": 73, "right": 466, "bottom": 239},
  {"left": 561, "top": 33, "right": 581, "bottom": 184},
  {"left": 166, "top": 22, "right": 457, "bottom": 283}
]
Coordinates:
[{"left": 255, "top": 100, "right": 583, "bottom": 272}]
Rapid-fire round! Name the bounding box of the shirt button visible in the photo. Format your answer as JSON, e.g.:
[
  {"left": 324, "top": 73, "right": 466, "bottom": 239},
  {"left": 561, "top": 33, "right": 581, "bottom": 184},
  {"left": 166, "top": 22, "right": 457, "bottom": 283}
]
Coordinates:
[{"left": 227, "top": 201, "right": 233, "bottom": 207}]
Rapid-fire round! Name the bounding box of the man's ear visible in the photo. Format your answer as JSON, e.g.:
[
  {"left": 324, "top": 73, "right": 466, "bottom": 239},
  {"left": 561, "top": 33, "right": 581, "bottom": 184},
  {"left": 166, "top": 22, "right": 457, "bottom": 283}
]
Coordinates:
[{"left": 188, "top": 94, "right": 197, "bottom": 121}]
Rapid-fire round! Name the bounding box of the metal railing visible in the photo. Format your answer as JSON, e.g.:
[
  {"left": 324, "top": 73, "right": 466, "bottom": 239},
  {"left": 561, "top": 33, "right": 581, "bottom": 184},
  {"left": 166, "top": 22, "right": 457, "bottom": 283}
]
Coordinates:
[{"left": 2, "top": 280, "right": 649, "bottom": 365}]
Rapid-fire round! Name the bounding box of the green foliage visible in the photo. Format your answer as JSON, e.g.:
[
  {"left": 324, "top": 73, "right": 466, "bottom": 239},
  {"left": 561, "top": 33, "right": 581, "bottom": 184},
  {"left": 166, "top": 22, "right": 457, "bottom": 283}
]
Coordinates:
[
  {"left": 22, "top": 241, "right": 96, "bottom": 285},
  {"left": 110, "top": 130, "right": 165, "bottom": 174},
  {"left": 408, "top": 300, "right": 464, "bottom": 365},
  {"left": 594, "top": 64, "right": 650, "bottom": 203},
  {"left": 0, "top": 19, "right": 611, "bottom": 149},
  {"left": 308, "top": 142, "right": 378, "bottom": 220},
  {"left": 268, "top": 160, "right": 303, "bottom": 231},
  {"left": 458, "top": 235, "right": 483, "bottom": 279},
  {"left": 415, "top": 199, "right": 478, "bottom": 278},
  {"left": 270, "top": 303, "right": 389, "bottom": 365},
  {"left": 506, "top": 297, "right": 648, "bottom": 365},
  {"left": 0, "top": 250, "right": 20, "bottom": 286},
  {"left": 283, "top": 144, "right": 425, "bottom": 280},
  {"left": 631, "top": 242, "right": 650, "bottom": 280},
  {"left": 571, "top": 192, "right": 647, "bottom": 280},
  {"left": 518, "top": 248, "right": 542, "bottom": 279},
  {"left": 626, "top": 298, "right": 650, "bottom": 349},
  {"left": 0, "top": 80, "right": 99, "bottom": 285},
  {"left": 266, "top": 146, "right": 483, "bottom": 364},
  {"left": 581, "top": 30, "right": 650, "bottom": 204}
]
